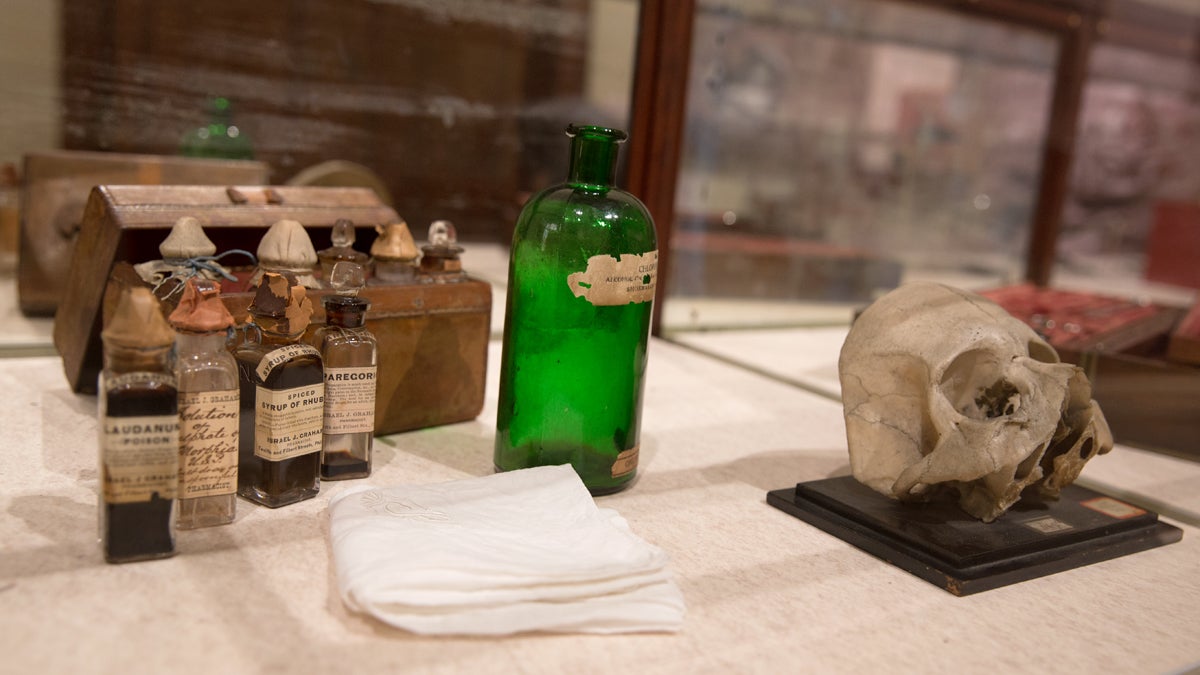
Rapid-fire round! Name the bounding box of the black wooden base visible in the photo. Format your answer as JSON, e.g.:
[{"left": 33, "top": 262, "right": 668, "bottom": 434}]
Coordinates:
[{"left": 767, "top": 476, "right": 1182, "bottom": 596}]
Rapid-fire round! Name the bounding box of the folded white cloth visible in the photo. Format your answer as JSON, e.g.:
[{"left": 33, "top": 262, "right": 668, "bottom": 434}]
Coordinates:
[{"left": 328, "top": 464, "right": 686, "bottom": 635}]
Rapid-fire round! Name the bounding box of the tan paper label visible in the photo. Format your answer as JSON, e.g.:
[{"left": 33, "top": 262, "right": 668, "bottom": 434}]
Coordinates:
[
  {"left": 102, "top": 414, "right": 179, "bottom": 503},
  {"left": 611, "top": 446, "right": 639, "bottom": 478},
  {"left": 567, "top": 250, "right": 657, "bottom": 306},
  {"left": 323, "top": 366, "right": 377, "bottom": 435},
  {"left": 256, "top": 344, "right": 321, "bottom": 381},
  {"left": 107, "top": 371, "right": 177, "bottom": 389},
  {"left": 178, "top": 390, "right": 240, "bottom": 498},
  {"left": 254, "top": 383, "right": 324, "bottom": 461}
]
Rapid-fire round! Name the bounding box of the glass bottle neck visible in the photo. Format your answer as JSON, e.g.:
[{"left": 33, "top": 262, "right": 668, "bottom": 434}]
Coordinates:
[
  {"left": 251, "top": 316, "right": 305, "bottom": 345},
  {"left": 327, "top": 310, "right": 366, "bottom": 329},
  {"left": 104, "top": 345, "right": 172, "bottom": 374},
  {"left": 176, "top": 331, "right": 228, "bottom": 355},
  {"left": 567, "top": 130, "right": 623, "bottom": 189}
]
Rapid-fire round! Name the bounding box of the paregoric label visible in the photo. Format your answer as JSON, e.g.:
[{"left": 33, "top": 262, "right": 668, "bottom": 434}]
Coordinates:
[{"left": 324, "top": 366, "right": 377, "bottom": 435}]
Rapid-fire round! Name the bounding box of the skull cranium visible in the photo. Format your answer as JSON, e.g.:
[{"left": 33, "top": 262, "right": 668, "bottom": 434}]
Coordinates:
[{"left": 838, "top": 282, "right": 1113, "bottom": 521}]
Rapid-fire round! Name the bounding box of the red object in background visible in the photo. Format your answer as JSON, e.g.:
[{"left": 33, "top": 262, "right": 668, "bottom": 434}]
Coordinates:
[
  {"left": 980, "top": 283, "right": 1167, "bottom": 351},
  {"left": 1145, "top": 201, "right": 1200, "bottom": 289}
]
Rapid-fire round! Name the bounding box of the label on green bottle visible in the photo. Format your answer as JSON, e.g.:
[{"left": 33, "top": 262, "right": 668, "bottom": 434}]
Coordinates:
[
  {"left": 612, "top": 446, "right": 639, "bottom": 478},
  {"left": 567, "top": 250, "right": 657, "bottom": 306}
]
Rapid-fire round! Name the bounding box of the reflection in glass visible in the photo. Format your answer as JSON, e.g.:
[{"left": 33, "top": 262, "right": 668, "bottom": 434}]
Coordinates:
[
  {"left": 1057, "top": 43, "right": 1200, "bottom": 302},
  {"left": 665, "top": 0, "right": 1057, "bottom": 330}
]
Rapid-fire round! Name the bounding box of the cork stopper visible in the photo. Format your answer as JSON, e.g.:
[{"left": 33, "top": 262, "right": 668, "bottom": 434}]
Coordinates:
[
  {"left": 169, "top": 278, "right": 234, "bottom": 333},
  {"left": 370, "top": 221, "right": 419, "bottom": 262},
  {"left": 249, "top": 271, "right": 313, "bottom": 335},
  {"left": 257, "top": 219, "right": 318, "bottom": 268},
  {"left": 159, "top": 216, "right": 217, "bottom": 260},
  {"left": 102, "top": 287, "right": 174, "bottom": 349}
]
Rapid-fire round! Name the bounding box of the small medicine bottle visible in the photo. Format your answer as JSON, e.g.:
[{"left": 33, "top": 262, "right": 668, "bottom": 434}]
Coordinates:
[
  {"left": 169, "top": 278, "right": 239, "bottom": 528},
  {"left": 234, "top": 271, "right": 324, "bottom": 507},
  {"left": 312, "top": 262, "right": 377, "bottom": 480},
  {"left": 98, "top": 287, "right": 179, "bottom": 563}
]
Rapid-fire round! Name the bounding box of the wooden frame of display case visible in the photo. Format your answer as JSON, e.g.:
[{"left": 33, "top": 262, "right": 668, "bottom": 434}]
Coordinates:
[{"left": 626, "top": 0, "right": 1199, "bottom": 335}]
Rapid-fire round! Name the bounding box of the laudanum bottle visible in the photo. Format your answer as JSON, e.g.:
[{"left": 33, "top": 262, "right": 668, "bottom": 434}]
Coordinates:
[
  {"left": 99, "top": 287, "right": 179, "bottom": 563},
  {"left": 494, "top": 124, "right": 658, "bottom": 494}
]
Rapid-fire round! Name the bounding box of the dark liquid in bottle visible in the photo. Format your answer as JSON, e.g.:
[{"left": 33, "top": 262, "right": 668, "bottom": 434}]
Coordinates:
[
  {"left": 103, "top": 382, "right": 177, "bottom": 563},
  {"left": 320, "top": 450, "right": 370, "bottom": 480},
  {"left": 236, "top": 349, "right": 323, "bottom": 508}
]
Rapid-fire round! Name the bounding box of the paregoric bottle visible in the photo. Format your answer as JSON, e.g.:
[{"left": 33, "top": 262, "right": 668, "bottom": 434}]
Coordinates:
[{"left": 313, "top": 263, "right": 377, "bottom": 480}]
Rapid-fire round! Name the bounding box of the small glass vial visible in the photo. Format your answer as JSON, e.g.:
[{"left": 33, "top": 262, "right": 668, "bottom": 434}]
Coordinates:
[
  {"left": 313, "top": 263, "right": 377, "bottom": 480},
  {"left": 368, "top": 220, "right": 419, "bottom": 284},
  {"left": 169, "top": 278, "right": 239, "bottom": 529},
  {"left": 317, "top": 218, "right": 369, "bottom": 282},
  {"left": 234, "top": 271, "right": 324, "bottom": 507},
  {"left": 98, "top": 287, "right": 179, "bottom": 563}
]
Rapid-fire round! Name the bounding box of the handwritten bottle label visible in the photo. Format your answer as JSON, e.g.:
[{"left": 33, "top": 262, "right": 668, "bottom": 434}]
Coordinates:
[
  {"left": 256, "top": 344, "right": 321, "bottom": 382},
  {"left": 254, "top": 383, "right": 325, "bottom": 461},
  {"left": 323, "top": 366, "right": 377, "bottom": 435},
  {"left": 566, "top": 250, "right": 658, "bottom": 306},
  {"left": 178, "top": 390, "right": 239, "bottom": 498},
  {"left": 102, "top": 415, "right": 179, "bottom": 503}
]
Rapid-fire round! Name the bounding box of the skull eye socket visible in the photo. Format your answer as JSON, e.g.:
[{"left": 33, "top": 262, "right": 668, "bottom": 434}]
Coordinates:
[
  {"left": 1027, "top": 339, "right": 1059, "bottom": 364},
  {"left": 940, "top": 349, "right": 1021, "bottom": 420}
]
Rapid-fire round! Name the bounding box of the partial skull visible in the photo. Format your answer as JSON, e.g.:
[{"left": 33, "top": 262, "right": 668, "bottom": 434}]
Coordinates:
[{"left": 838, "top": 282, "right": 1112, "bottom": 521}]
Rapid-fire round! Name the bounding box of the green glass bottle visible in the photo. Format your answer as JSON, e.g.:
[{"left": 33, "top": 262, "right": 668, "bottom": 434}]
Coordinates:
[
  {"left": 180, "top": 96, "right": 254, "bottom": 160},
  {"left": 495, "top": 124, "right": 658, "bottom": 495}
]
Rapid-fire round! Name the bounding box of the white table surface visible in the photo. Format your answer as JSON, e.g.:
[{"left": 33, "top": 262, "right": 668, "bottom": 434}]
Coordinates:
[{"left": 2, "top": 333, "right": 1198, "bottom": 674}]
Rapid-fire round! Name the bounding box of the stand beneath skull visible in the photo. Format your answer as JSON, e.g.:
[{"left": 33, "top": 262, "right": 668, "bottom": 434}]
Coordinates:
[{"left": 767, "top": 476, "right": 1182, "bottom": 596}]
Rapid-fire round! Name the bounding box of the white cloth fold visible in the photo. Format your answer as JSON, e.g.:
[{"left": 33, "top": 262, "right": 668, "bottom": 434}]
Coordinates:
[{"left": 328, "top": 464, "right": 685, "bottom": 635}]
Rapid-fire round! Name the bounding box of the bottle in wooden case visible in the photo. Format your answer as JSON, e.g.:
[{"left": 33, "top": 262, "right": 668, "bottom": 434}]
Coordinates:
[{"left": 234, "top": 271, "right": 324, "bottom": 507}]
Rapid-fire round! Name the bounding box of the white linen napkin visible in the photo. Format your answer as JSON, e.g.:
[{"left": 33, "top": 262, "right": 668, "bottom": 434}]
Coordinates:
[{"left": 328, "top": 464, "right": 686, "bottom": 635}]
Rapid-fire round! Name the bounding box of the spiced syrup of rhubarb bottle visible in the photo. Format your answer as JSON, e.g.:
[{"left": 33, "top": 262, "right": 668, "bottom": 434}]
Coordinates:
[
  {"left": 99, "top": 287, "right": 180, "bottom": 562},
  {"left": 234, "top": 272, "right": 324, "bottom": 507},
  {"left": 494, "top": 124, "right": 658, "bottom": 495}
]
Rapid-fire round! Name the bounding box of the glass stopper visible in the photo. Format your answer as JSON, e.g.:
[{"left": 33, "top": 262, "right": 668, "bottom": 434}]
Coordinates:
[
  {"left": 331, "top": 218, "right": 356, "bottom": 248},
  {"left": 428, "top": 220, "right": 457, "bottom": 247},
  {"left": 329, "top": 261, "right": 366, "bottom": 296}
]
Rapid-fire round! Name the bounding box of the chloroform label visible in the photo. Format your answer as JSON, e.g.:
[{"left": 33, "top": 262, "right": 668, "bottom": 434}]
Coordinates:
[
  {"left": 254, "top": 383, "right": 325, "bottom": 461},
  {"left": 567, "top": 251, "right": 657, "bottom": 306},
  {"left": 102, "top": 414, "right": 180, "bottom": 503}
]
